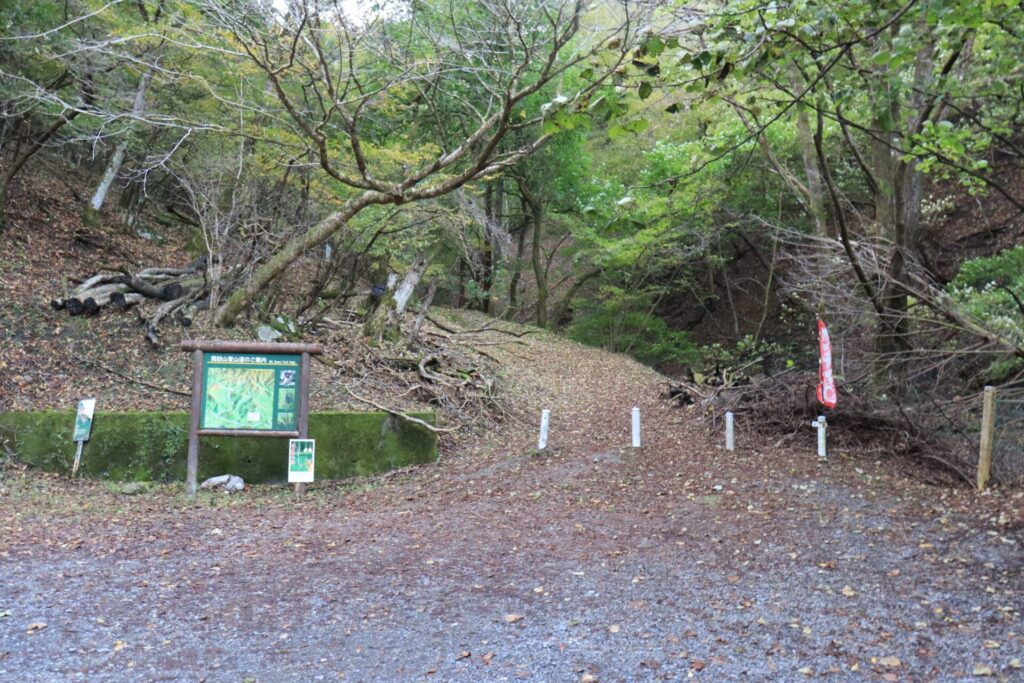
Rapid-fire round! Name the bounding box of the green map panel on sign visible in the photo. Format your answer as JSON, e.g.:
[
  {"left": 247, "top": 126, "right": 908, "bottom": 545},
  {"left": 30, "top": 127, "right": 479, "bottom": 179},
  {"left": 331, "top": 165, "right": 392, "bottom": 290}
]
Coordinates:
[
  {"left": 203, "top": 367, "right": 276, "bottom": 430},
  {"left": 200, "top": 353, "right": 302, "bottom": 431}
]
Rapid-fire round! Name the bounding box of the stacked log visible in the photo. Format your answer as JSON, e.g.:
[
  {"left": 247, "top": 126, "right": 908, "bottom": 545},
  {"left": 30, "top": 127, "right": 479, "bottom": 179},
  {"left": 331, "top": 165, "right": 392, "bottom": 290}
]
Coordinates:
[{"left": 51, "top": 265, "right": 209, "bottom": 346}]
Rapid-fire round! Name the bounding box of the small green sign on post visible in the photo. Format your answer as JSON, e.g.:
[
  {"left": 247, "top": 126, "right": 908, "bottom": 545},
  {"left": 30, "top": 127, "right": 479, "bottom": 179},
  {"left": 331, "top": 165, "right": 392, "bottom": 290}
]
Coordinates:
[
  {"left": 73, "top": 399, "right": 96, "bottom": 442},
  {"left": 181, "top": 340, "right": 323, "bottom": 498},
  {"left": 71, "top": 398, "right": 96, "bottom": 478}
]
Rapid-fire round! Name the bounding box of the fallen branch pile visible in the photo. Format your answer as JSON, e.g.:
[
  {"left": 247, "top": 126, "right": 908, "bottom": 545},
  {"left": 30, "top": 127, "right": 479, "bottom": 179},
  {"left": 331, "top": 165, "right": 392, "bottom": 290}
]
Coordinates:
[
  {"left": 313, "top": 314, "right": 512, "bottom": 432},
  {"left": 51, "top": 264, "right": 209, "bottom": 345},
  {"left": 666, "top": 369, "right": 976, "bottom": 485}
]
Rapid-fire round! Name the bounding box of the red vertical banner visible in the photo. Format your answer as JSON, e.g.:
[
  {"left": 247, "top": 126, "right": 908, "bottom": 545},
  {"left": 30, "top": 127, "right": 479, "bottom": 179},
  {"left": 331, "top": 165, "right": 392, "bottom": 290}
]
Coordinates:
[{"left": 817, "top": 319, "right": 837, "bottom": 409}]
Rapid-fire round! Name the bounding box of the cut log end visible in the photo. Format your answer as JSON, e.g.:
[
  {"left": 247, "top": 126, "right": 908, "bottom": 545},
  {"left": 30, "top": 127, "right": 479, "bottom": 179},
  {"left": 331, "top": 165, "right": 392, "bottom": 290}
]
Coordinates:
[
  {"left": 161, "top": 283, "right": 184, "bottom": 301},
  {"left": 82, "top": 298, "right": 100, "bottom": 316}
]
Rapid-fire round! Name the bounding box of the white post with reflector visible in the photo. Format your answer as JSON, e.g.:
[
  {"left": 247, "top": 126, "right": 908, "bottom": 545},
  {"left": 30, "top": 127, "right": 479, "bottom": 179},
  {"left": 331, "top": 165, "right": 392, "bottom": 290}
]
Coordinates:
[
  {"left": 725, "top": 411, "right": 735, "bottom": 452},
  {"left": 631, "top": 407, "right": 641, "bottom": 448},
  {"left": 537, "top": 409, "right": 550, "bottom": 450},
  {"left": 811, "top": 415, "right": 827, "bottom": 460}
]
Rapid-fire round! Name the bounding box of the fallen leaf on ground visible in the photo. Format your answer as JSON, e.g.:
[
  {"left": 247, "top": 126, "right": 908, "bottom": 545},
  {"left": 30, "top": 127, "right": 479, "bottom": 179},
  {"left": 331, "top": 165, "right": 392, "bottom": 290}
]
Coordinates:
[
  {"left": 504, "top": 614, "right": 523, "bottom": 624},
  {"left": 607, "top": 624, "right": 620, "bottom": 634},
  {"left": 25, "top": 622, "right": 47, "bottom": 634},
  {"left": 878, "top": 656, "right": 901, "bottom": 668},
  {"left": 841, "top": 585, "right": 857, "bottom": 597},
  {"left": 972, "top": 664, "right": 994, "bottom": 677}
]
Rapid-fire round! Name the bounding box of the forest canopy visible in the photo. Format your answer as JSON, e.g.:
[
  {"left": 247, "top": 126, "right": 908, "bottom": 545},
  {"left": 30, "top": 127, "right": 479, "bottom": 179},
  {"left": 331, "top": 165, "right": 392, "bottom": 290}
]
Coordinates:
[{"left": 3, "top": 0, "right": 1024, "bottom": 433}]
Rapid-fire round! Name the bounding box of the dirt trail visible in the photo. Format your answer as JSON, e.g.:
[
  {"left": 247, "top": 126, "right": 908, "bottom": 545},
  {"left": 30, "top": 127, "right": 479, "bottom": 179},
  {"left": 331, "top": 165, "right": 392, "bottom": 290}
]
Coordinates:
[{"left": 2, "top": 330, "right": 1024, "bottom": 682}]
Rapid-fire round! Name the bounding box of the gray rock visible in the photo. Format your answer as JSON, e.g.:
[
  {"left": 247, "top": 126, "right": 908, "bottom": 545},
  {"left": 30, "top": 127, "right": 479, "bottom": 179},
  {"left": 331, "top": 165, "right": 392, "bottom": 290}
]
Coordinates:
[
  {"left": 257, "top": 325, "right": 283, "bottom": 342},
  {"left": 200, "top": 474, "right": 245, "bottom": 492}
]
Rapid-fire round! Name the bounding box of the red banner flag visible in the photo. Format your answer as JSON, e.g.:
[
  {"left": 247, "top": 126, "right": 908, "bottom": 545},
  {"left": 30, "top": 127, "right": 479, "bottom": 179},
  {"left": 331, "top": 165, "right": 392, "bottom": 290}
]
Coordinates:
[{"left": 817, "top": 319, "right": 837, "bottom": 409}]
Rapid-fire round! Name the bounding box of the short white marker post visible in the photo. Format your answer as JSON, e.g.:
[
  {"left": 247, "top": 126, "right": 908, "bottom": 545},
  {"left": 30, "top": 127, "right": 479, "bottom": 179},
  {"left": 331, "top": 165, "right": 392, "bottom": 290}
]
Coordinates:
[
  {"left": 538, "top": 409, "right": 550, "bottom": 450},
  {"left": 725, "top": 411, "right": 735, "bottom": 452},
  {"left": 631, "top": 407, "right": 641, "bottom": 448},
  {"left": 811, "top": 415, "right": 827, "bottom": 460}
]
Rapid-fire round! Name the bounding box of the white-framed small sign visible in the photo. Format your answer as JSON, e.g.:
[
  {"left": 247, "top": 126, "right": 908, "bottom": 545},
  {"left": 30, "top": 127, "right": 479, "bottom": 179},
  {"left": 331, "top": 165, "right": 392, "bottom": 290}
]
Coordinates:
[{"left": 288, "top": 438, "right": 315, "bottom": 483}]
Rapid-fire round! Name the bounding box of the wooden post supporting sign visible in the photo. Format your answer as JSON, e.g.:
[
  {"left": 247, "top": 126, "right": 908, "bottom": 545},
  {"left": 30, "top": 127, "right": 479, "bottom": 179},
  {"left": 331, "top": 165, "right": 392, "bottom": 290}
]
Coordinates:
[
  {"left": 296, "top": 351, "right": 311, "bottom": 496},
  {"left": 977, "top": 385, "right": 996, "bottom": 491}
]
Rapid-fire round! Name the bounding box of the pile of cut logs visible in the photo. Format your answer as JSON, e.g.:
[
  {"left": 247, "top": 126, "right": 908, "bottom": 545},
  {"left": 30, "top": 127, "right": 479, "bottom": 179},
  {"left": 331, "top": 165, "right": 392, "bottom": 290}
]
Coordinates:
[{"left": 51, "top": 265, "right": 208, "bottom": 345}]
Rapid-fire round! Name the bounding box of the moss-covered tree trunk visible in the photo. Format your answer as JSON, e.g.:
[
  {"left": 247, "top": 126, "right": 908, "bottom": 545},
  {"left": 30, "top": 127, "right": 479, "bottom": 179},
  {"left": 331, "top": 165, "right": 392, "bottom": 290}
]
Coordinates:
[
  {"left": 215, "top": 190, "right": 393, "bottom": 326},
  {"left": 363, "top": 254, "right": 430, "bottom": 342}
]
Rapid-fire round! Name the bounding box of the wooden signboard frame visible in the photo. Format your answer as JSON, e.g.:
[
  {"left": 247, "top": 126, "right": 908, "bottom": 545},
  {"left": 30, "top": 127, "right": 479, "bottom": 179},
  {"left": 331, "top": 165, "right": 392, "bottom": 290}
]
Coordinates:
[{"left": 181, "top": 340, "right": 323, "bottom": 497}]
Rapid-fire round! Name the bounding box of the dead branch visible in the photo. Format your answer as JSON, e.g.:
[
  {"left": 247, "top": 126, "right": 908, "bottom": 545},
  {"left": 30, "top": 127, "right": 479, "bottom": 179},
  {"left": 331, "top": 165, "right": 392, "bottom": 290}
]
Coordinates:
[
  {"left": 76, "top": 354, "right": 191, "bottom": 397},
  {"left": 343, "top": 385, "right": 456, "bottom": 434}
]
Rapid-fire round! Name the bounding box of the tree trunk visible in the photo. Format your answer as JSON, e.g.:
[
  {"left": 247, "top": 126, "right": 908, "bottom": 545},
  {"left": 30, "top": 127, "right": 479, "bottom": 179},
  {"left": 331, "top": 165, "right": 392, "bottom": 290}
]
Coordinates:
[
  {"left": 455, "top": 259, "right": 466, "bottom": 308},
  {"left": 532, "top": 202, "right": 548, "bottom": 328},
  {"left": 551, "top": 268, "right": 601, "bottom": 329},
  {"left": 394, "top": 254, "right": 428, "bottom": 315},
  {"left": 517, "top": 176, "right": 547, "bottom": 327},
  {"left": 363, "top": 255, "right": 430, "bottom": 342},
  {"left": 407, "top": 279, "right": 437, "bottom": 348},
  {"left": 789, "top": 65, "right": 829, "bottom": 236},
  {"left": 214, "top": 190, "right": 394, "bottom": 326},
  {"left": 506, "top": 209, "right": 528, "bottom": 319},
  {"left": 85, "top": 69, "right": 153, "bottom": 223},
  {"left": 480, "top": 181, "right": 499, "bottom": 314}
]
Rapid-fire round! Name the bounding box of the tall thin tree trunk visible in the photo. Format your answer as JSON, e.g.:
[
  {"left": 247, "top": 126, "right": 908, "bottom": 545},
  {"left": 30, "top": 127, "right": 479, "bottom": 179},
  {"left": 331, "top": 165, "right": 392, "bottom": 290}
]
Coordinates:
[
  {"left": 85, "top": 69, "right": 153, "bottom": 224},
  {"left": 531, "top": 202, "right": 547, "bottom": 328},
  {"left": 516, "top": 176, "right": 547, "bottom": 327},
  {"left": 506, "top": 207, "right": 528, "bottom": 319},
  {"left": 789, "top": 65, "right": 829, "bottom": 236}
]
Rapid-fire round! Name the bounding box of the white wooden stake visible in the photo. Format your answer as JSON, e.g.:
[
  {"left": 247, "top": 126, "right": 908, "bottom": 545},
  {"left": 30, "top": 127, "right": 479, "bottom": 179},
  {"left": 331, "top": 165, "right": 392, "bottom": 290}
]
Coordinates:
[
  {"left": 725, "top": 411, "right": 735, "bottom": 451},
  {"left": 538, "top": 409, "right": 550, "bottom": 450},
  {"left": 631, "top": 407, "right": 641, "bottom": 448},
  {"left": 811, "top": 415, "right": 827, "bottom": 460},
  {"left": 71, "top": 441, "right": 84, "bottom": 478}
]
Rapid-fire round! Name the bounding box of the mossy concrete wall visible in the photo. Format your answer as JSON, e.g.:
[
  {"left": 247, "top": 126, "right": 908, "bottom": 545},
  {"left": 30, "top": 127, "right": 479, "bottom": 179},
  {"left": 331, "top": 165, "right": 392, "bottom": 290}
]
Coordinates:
[{"left": 0, "top": 411, "right": 437, "bottom": 483}]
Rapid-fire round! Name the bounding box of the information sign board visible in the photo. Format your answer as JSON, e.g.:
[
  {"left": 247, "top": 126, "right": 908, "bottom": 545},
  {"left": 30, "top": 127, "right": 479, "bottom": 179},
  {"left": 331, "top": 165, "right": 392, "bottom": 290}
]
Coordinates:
[{"left": 200, "top": 353, "right": 301, "bottom": 431}]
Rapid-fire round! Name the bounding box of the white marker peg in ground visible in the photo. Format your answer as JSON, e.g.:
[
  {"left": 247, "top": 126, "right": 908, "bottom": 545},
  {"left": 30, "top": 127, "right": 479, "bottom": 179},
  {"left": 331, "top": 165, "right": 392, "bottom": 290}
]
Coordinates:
[
  {"left": 811, "top": 414, "right": 827, "bottom": 460},
  {"left": 725, "top": 411, "right": 735, "bottom": 451},
  {"left": 631, "top": 406, "right": 641, "bottom": 448},
  {"left": 538, "top": 409, "right": 551, "bottom": 450}
]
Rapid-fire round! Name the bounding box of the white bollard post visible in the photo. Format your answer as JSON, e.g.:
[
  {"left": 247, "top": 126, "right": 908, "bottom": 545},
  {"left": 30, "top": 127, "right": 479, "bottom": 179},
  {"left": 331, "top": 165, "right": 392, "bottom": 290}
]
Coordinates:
[
  {"left": 538, "top": 409, "right": 550, "bottom": 451},
  {"left": 811, "top": 415, "right": 827, "bottom": 460},
  {"left": 725, "top": 411, "right": 735, "bottom": 452},
  {"left": 631, "top": 406, "right": 641, "bottom": 448}
]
